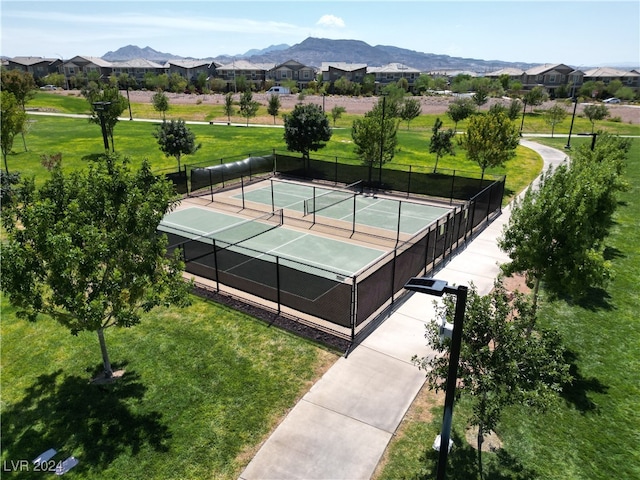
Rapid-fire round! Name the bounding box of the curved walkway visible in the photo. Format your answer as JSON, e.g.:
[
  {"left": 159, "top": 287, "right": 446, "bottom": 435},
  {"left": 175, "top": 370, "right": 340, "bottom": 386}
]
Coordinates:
[{"left": 238, "top": 140, "right": 568, "bottom": 480}]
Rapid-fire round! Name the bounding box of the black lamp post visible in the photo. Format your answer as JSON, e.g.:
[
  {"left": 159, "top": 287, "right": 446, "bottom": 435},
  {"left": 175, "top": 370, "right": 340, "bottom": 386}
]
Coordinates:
[
  {"left": 405, "top": 276, "right": 468, "bottom": 480},
  {"left": 92, "top": 101, "right": 111, "bottom": 152},
  {"left": 578, "top": 132, "right": 599, "bottom": 150},
  {"left": 519, "top": 98, "right": 528, "bottom": 136},
  {"left": 565, "top": 85, "right": 578, "bottom": 150}
]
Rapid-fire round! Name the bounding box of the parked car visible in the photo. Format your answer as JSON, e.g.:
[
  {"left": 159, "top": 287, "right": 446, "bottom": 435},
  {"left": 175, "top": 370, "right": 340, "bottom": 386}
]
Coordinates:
[
  {"left": 40, "top": 85, "right": 58, "bottom": 90},
  {"left": 603, "top": 97, "right": 621, "bottom": 104},
  {"left": 266, "top": 86, "right": 291, "bottom": 94}
]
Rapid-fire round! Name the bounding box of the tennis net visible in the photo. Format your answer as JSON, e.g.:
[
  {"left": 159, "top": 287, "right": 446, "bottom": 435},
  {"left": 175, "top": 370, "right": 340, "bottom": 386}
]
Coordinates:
[
  {"left": 212, "top": 209, "right": 283, "bottom": 248},
  {"left": 162, "top": 210, "right": 283, "bottom": 263},
  {"left": 303, "top": 180, "right": 363, "bottom": 216}
]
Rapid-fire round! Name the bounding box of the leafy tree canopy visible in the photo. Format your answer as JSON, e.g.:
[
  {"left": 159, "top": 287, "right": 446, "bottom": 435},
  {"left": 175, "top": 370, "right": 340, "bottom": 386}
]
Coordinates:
[
  {"left": 446, "top": 97, "right": 476, "bottom": 132},
  {"left": 463, "top": 110, "right": 520, "bottom": 177},
  {"left": 499, "top": 134, "right": 630, "bottom": 304},
  {"left": 1, "top": 91, "right": 27, "bottom": 173},
  {"left": 0, "top": 69, "right": 37, "bottom": 110},
  {"left": 414, "top": 280, "right": 571, "bottom": 476},
  {"left": 153, "top": 119, "right": 201, "bottom": 170},
  {"left": 0, "top": 155, "right": 192, "bottom": 377},
  {"left": 283, "top": 103, "right": 332, "bottom": 159}
]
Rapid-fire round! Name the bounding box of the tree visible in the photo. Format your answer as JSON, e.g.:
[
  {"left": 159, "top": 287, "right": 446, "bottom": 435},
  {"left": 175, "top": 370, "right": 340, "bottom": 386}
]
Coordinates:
[
  {"left": 84, "top": 86, "right": 128, "bottom": 152},
  {"left": 1, "top": 69, "right": 37, "bottom": 111},
  {"left": 351, "top": 99, "right": 400, "bottom": 182},
  {"left": 472, "top": 85, "right": 490, "bottom": 107},
  {"left": 267, "top": 94, "right": 281, "bottom": 124},
  {"left": 400, "top": 98, "right": 421, "bottom": 130},
  {"left": 152, "top": 90, "right": 170, "bottom": 121},
  {"left": 0, "top": 91, "right": 27, "bottom": 173},
  {"left": 330, "top": 105, "right": 346, "bottom": 127},
  {"left": 168, "top": 73, "right": 188, "bottom": 93},
  {"left": 499, "top": 134, "right": 629, "bottom": 306},
  {"left": 239, "top": 90, "right": 259, "bottom": 126},
  {"left": 523, "top": 86, "right": 549, "bottom": 112},
  {"left": 283, "top": 103, "right": 332, "bottom": 160},
  {"left": 446, "top": 97, "right": 476, "bottom": 132},
  {"left": 1, "top": 69, "right": 37, "bottom": 152},
  {"left": 0, "top": 155, "right": 192, "bottom": 379},
  {"left": 507, "top": 98, "right": 523, "bottom": 121},
  {"left": 583, "top": 104, "right": 609, "bottom": 133},
  {"left": 154, "top": 119, "right": 201, "bottom": 171},
  {"left": 413, "top": 280, "right": 571, "bottom": 477},
  {"left": 414, "top": 74, "right": 432, "bottom": 95},
  {"left": 463, "top": 110, "right": 520, "bottom": 178},
  {"left": 224, "top": 92, "right": 234, "bottom": 124},
  {"left": 543, "top": 104, "right": 568, "bottom": 138},
  {"left": 429, "top": 118, "right": 456, "bottom": 173}
]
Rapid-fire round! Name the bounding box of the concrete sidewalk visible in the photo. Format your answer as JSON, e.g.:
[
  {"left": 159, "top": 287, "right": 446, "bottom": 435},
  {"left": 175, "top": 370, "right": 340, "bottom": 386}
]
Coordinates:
[{"left": 239, "top": 140, "right": 568, "bottom": 480}]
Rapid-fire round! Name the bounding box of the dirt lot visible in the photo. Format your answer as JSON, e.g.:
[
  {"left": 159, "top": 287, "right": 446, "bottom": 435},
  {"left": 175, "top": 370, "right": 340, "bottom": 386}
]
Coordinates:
[{"left": 120, "top": 90, "right": 640, "bottom": 124}]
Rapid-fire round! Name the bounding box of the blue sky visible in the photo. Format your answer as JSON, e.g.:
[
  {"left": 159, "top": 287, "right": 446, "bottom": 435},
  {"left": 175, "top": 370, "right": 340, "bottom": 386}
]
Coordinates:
[{"left": 2, "top": 1, "right": 639, "bottom": 67}]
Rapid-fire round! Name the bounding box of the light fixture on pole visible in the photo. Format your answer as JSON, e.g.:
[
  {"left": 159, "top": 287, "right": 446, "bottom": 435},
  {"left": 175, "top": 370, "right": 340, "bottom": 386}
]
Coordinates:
[
  {"left": 405, "top": 276, "right": 468, "bottom": 480},
  {"left": 578, "top": 132, "right": 598, "bottom": 151}
]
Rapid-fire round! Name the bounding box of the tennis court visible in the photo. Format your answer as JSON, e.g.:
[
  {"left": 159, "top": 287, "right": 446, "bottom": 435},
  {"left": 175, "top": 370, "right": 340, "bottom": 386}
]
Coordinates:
[
  {"left": 236, "top": 179, "right": 451, "bottom": 236},
  {"left": 159, "top": 206, "right": 387, "bottom": 284}
]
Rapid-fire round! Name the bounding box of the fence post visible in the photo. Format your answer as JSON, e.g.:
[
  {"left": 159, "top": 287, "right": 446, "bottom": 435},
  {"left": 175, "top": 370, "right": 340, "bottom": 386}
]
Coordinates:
[
  {"left": 209, "top": 170, "right": 214, "bottom": 202},
  {"left": 212, "top": 239, "right": 220, "bottom": 292},
  {"left": 276, "top": 256, "right": 281, "bottom": 314},
  {"left": 450, "top": 170, "right": 456, "bottom": 205},
  {"left": 350, "top": 278, "right": 358, "bottom": 350},
  {"left": 241, "top": 176, "right": 246, "bottom": 209},
  {"left": 407, "top": 165, "right": 412, "bottom": 197},
  {"left": 396, "top": 200, "right": 402, "bottom": 246}
]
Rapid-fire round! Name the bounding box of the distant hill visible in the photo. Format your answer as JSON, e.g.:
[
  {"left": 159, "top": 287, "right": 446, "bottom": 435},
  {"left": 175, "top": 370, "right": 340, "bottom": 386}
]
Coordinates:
[
  {"left": 101, "top": 38, "right": 537, "bottom": 72},
  {"left": 240, "top": 43, "right": 290, "bottom": 58},
  {"left": 102, "top": 45, "right": 184, "bottom": 62}
]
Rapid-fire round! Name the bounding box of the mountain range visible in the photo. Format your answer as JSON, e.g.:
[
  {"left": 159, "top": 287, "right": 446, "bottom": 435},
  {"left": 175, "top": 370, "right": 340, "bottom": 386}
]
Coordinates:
[{"left": 102, "top": 37, "right": 537, "bottom": 72}]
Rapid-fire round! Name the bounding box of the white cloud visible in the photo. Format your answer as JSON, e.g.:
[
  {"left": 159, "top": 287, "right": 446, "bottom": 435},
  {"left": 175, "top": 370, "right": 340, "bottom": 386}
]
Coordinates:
[{"left": 316, "top": 15, "right": 345, "bottom": 28}]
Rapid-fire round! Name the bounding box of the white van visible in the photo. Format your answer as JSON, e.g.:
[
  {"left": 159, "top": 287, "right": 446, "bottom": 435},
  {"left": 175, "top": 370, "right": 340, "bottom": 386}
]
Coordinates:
[{"left": 266, "top": 86, "right": 291, "bottom": 94}]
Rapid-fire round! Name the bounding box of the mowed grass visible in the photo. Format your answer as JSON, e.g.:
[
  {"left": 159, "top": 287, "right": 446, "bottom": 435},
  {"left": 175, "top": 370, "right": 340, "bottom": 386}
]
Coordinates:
[
  {"left": 0, "top": 292, "right": 337, "bottom": 479},
  {"left": 376, "top": 137, "right": 640, "bottom": 480},
  {"left": 14, "top": 95, "right": 549, "bottom": 205}
]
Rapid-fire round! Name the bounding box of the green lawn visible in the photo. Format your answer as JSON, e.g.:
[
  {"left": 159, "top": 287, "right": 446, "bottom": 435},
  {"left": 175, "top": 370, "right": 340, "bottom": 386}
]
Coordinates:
[
  {"left": 13, "top": 106, "right": 545, "bottom": 205},
  {"left": 4, "top": 95, "right": 638, "bottom": 479},
  {"left": 376, "top": 137, "right": 640, "bottom": 480},
  {"left": 0, "top": 292, "right": 337, "bottom": 479}
]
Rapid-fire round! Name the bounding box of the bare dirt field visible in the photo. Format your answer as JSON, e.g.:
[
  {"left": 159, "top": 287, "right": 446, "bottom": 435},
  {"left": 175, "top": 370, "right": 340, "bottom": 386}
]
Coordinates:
[{"left": 120, "top": 90, "right": 640, "bottom": 124}]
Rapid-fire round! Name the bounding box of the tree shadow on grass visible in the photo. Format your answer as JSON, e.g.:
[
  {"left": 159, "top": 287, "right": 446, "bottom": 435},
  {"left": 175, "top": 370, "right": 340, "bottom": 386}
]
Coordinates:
[
  {"left": 416, "top": 431, "right": 538, "bottom": 480},
  {"left": 561, "top": 350, "right": 609, "bottom": 414},
  {"left": 1, "top": 365, "right": 171, "bottom": 475}
]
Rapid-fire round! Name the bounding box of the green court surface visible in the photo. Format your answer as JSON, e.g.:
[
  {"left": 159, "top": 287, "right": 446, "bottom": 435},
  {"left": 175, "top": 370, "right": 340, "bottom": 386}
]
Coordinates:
[
  {"left": 237, "top": 180, "right": 451, "bottom": 235},
  {"left": 158, "top": 207, "right": 386, "bottom": 278}
]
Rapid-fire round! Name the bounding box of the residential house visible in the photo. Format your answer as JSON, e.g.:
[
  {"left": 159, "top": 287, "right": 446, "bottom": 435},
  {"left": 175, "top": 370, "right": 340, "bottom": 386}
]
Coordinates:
[
  {"left": 368, "top": 63, "right": 421, "bottom": 92},
  {"left": 520, "top": 63, "right": 574, "bottom": 96},
  {"left": 111, "top": 58, "right": 166, "bottom": 85},
  {"left": 321, "top": 62, "right": 368, "bottom": 85},
  {"left": 6, "top": 56, "right": 62, "bottom": 80},
  {"left": 266, "top": 60, "right": 317, "bottom": 90},
  {"left": 216, "top": 59, "right": 276, "bottom": 91},
  {"left": 167, "top": 59, "right": 219, "bottom": 83},
  {"left": 584, "top": 67, "right": 640, "bottom": 90},
  {"left": 62, "top": 56, "right": 113, "bottom": 86}
]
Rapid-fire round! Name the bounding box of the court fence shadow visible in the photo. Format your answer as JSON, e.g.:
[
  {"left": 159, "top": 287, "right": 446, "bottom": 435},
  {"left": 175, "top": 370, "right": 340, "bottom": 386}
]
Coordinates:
[{"left": 1, "top": 366, "right": 171, "bottom": 476}]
